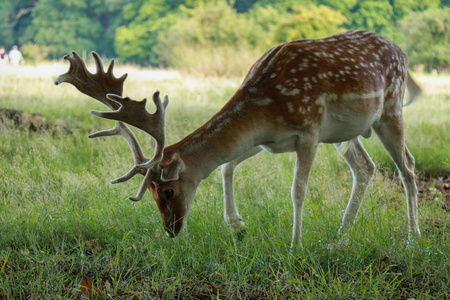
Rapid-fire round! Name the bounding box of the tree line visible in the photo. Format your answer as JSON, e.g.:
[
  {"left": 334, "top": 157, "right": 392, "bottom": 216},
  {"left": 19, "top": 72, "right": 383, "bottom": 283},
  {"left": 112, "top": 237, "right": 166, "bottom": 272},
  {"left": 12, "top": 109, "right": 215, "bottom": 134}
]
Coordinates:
[{"left": 0, "top": 0, "right": 448, "bottom": 75}]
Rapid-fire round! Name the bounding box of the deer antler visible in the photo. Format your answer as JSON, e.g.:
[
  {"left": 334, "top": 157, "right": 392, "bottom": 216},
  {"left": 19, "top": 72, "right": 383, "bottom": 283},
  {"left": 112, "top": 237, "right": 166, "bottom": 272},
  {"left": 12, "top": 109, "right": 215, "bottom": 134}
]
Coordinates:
[
  {"left": 55, "top": 52, "right": 167, "bottom": 200},
  {"left": 90, "top": 92, "right": 169, "bottom": 201}
]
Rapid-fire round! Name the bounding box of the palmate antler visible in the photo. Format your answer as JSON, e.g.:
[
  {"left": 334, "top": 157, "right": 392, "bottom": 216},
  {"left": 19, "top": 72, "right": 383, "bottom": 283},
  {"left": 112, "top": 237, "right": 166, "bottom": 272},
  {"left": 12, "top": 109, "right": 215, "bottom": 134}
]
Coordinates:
[{"left": 55, "top": 51, "right": 168, "bottom": 201}]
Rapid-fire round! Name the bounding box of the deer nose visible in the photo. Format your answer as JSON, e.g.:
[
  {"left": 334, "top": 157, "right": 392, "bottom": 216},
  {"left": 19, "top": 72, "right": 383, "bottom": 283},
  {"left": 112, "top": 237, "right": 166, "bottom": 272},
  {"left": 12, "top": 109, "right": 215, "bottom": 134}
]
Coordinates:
[
  {"left": 164, "top": 219, "right": 184, "bottom": 237},
  {"left": 165, "top": 230, "right": 175, "bottom": 238},
  {"left": 164, "top": 223, "right": 178, "bottom": 238}
]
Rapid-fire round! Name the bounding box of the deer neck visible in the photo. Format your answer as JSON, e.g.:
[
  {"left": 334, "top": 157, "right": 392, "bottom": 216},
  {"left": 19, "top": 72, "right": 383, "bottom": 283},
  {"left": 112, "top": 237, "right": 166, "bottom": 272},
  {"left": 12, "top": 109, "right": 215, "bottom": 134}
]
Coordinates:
[{"left": 165, "top": 95, "right": 266, "bottom": 181}]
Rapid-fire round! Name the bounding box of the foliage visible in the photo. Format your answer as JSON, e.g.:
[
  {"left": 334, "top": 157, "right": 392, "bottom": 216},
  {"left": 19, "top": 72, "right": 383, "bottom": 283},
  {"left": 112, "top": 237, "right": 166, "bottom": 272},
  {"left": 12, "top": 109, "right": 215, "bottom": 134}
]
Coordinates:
[
  {"left": 349, "top": 0, "right": 394, "bottom": 32},
  {"left": 114, "top": 0, "right": 202, "bottom": 65},
  {"left": 0, "top": 0, "right": 449, "bottom": 71},
  {"left": 25, "top": 0, "right": 128, "bottom": 59},
  {"left": 399, "top": 7, "right": 450, "bottom": 72},
  {"left": 0, "top": 0, "right": 35, "bottom": 48},
  {"left": 19, "top": 42, "right": 49, "bottom": 64},
  {"left": 158, "top": 1, "right": 346, "bottom": 75},
  {"left": 158, "top": 0, "right": 260, "bottom": 75},
  {"left": 271, "top": 5, "right": 347, "bottom": 42}
]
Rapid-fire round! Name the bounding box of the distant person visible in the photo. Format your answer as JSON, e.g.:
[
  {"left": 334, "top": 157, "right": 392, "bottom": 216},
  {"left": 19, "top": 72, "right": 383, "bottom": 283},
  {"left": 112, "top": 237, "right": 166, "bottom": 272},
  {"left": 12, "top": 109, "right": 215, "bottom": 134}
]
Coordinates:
[
  {"left": 8, "top": 45, "right": 24, "bottom": 66},
  {"left": 0, "top": 47, "right": 7, "bottom": 65}
]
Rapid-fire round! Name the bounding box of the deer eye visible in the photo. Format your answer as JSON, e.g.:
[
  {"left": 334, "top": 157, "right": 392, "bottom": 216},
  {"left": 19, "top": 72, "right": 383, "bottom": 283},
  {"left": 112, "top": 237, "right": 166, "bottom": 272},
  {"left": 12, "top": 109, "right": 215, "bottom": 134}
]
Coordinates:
[{"left": 164, "top": 189, "right": 175, "bottom": 199}]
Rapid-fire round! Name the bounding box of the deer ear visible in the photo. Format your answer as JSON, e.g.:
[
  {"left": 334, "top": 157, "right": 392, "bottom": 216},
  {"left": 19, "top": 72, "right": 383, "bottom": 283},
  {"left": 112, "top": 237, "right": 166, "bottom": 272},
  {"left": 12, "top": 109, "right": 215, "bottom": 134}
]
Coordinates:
[{"left": 161, "top": 155, "right": 185, "bottom": 182}]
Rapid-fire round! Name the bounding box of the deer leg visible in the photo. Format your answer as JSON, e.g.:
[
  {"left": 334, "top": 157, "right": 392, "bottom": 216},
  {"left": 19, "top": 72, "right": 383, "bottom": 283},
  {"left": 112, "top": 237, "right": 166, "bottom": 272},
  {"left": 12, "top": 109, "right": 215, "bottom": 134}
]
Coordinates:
[
  {"left": 221, "top": 147, "right": 262, "bottom": 234},
  {"left": 291, "top": 137, "right": 318, "bottom": 250},
  {"left": 334, "top": 138, "right": 376, "bottom": 233},
  {"left": 374, "top": 117, "right": 421, "bottom": 237}
]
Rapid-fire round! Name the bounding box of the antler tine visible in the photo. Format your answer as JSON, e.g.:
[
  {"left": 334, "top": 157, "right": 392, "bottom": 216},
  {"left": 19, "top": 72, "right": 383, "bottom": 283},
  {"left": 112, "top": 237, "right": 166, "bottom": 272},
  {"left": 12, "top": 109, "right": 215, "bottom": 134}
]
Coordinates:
[
  {"left": 128, "top": 170, "right": 157, "bottom": 202},
  {"left": 88, "top": 122, "right": 148, "bottom": 184},
  {"left": 92, "top": 91, "right": 169, "bottom": 172},
  {"left": 136, "top": 92, "right": 169, "bottom": 171},
  {"left": 55, "top": 51, "right": 127, "bottom": 109},
  {"left": 91, "top": 51, "right": 106, "bottom": 75}
]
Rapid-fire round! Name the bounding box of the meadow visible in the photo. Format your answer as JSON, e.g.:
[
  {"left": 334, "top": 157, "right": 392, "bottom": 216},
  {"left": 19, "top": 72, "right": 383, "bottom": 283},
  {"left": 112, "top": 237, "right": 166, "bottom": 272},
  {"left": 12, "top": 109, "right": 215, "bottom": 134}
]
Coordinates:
[{"left": 0, "top": 62, "right": 449, "bottom": 299}]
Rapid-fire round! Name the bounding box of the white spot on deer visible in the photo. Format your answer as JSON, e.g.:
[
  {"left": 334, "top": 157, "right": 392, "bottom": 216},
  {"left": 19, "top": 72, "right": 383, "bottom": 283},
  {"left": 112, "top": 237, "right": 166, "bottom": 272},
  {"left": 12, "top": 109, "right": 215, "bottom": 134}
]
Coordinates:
[
  {"left": 270, "top": 73, "right": 277, "bottom": 79},
  {"left": 302, "top": 96, "right": 310, "bottom": 103},
  {"left": 315, "top": 94, "right": 327, "bottom": 105},
  {"left": 277, "top": 85, "right": 301, "bottom": 96},
  {"left": 304, "top": 83, "right": 312, "bottom": 91},
  {"left": 287, "top": 102, "right": 294, "bottom": 113},
  {"left": 231, "top": 101, "right": 245, "bottom": 113},
  {"left": 255, "top": 98, "right": 273, "bottom": 106}
]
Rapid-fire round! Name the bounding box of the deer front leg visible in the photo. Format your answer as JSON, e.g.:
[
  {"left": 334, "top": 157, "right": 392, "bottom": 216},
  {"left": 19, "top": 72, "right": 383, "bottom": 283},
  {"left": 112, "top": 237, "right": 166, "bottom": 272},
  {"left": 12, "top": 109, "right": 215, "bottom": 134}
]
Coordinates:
[
  {"left": 291, "top": 137, "right": 318, "bottom": 250},
  {"left": 221, "top": 147, "right": 262, "bottom": 235},
  {"left": 334, "top": 138, "right": 376, "bottom": 233}
]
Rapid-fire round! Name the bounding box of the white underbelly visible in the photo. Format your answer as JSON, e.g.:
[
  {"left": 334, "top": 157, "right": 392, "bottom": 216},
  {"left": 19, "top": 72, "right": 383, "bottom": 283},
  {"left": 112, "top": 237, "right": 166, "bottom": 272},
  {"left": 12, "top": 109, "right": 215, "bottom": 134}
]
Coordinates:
[{"left": 318, "top": 109, "right": 379, "bottom": 143}]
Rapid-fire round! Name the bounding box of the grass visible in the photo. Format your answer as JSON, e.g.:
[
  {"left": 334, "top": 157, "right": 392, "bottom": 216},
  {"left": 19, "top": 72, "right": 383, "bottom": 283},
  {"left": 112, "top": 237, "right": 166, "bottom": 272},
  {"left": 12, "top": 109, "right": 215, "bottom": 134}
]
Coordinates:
[{"left": 0, "top": 63, "right": 449, "bottom": 299}]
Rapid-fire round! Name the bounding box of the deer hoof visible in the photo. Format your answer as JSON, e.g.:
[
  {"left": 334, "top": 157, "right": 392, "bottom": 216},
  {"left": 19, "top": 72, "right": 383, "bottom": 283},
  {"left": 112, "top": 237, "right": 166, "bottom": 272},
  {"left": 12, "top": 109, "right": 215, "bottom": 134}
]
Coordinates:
[{"left": 229, "top": 220, "right": 247, "bottom": 240}]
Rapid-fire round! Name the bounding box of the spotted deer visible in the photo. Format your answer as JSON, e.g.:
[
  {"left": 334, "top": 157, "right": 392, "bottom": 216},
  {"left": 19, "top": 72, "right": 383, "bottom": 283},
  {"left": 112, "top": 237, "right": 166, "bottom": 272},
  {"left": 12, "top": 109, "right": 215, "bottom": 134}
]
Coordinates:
[{"left": 55, "top": 30, "right": 421, "bottom": 249}]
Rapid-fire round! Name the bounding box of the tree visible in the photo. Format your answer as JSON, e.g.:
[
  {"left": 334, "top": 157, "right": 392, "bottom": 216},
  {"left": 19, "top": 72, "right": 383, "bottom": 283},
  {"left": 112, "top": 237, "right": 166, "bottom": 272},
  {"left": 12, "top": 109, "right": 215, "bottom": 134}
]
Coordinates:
[
  {"left": 0, "top": 0, "right": 36, "bottom": 48},
  {"left": 399, "top": 7, "right": 450, "bottom": 71},
  {"left": 271, "top": 5, "right": 347, "bottom": 43},
  {"left": 392, "top": 0, "right": 440, "bottom": 20},
  {"left": 349, "top": 0, "right": 394, "bottom": 32},
  {"left": 114, "top": 0, "right": 203, "bottom": 65},
  {"left": 158, "top": 0, "right": 259, "bottom": 75},
  {"left": 22, "top": 0, "right": 128, "bottom": 59}
]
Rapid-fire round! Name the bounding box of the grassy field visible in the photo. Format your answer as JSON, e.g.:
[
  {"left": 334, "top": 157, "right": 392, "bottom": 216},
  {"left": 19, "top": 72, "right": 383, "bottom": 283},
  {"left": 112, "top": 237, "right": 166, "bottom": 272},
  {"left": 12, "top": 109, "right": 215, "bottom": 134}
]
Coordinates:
[{"left": 0, "top": 63, "right": 449, "bottom": 299}]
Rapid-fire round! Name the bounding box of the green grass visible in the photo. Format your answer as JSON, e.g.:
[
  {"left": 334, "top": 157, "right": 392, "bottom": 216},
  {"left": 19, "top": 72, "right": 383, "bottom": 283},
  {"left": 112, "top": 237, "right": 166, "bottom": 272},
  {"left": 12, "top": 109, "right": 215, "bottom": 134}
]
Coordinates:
[{"left": 0, "top": 64, "right": 449, "bottom": 299}]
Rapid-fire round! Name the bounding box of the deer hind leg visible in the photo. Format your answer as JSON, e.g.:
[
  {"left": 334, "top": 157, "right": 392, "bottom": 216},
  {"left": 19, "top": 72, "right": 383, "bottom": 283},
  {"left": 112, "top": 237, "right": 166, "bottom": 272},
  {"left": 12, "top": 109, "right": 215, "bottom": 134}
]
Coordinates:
[
  {"left": 334, "top": 138, "right": 376, "bottom": 233},
  {"left": 221, "top": 147, "right": 262, "bottom": 234},
  {"left": 374, "top": 116, "right": 421, "bottom": 237}
]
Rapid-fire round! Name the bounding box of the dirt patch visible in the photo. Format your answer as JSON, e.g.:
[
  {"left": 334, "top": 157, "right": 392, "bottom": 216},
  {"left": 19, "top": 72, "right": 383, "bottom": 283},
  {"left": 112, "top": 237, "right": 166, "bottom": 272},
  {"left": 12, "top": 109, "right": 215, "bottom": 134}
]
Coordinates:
[
  {"left": 417, "top": 175, "right": 450, "bottom": 210},
  {"left": 0, "top": 108, "right": 70, "bottom": 133}
]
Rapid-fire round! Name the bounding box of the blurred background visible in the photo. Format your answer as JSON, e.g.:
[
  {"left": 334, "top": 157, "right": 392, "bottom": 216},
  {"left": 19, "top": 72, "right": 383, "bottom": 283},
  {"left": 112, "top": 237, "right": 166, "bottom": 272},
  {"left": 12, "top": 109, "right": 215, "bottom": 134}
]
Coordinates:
[{"left": 0, "top": 0, "right": 449, "bottom": 76}]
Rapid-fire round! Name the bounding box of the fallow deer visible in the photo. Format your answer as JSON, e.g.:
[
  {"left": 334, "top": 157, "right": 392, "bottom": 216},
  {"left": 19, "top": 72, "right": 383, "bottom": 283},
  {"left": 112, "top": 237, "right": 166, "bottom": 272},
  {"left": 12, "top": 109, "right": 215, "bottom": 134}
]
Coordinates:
[{"left": 55, "top": 30, "right": 421, "bottom": 249}]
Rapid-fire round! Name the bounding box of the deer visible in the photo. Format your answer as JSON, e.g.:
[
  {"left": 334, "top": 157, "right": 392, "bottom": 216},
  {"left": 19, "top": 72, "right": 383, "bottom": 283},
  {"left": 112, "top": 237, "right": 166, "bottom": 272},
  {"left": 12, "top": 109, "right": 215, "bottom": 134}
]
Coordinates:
[{"left": 55, "top": 30, "right": 421, "bottom": 249}]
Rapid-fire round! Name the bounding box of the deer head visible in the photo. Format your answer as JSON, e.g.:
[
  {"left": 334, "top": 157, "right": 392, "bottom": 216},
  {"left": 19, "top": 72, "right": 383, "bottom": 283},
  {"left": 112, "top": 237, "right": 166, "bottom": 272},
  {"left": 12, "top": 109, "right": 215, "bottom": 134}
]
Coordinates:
[{"left": 55, "top": 52, "right": 196, "bottom": 236}]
